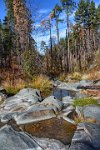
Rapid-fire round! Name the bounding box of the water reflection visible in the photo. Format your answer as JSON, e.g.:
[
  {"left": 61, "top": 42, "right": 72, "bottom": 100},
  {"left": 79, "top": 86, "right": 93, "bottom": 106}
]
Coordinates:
[{"left": 52, "top": 88, "right": 76, "bottom": 100}]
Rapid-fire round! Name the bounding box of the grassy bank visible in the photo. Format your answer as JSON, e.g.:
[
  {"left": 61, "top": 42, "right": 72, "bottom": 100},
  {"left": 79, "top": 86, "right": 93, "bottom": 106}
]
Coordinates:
[
  {"left": 1, "top": 74, "right": 53, "bottom": 97},
  {"left": 73, "top": 97, "right": 99, "bottom": 107}
]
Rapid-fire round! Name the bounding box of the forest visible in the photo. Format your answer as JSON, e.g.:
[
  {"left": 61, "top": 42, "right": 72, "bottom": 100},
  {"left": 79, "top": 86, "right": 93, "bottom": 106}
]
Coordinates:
[
  {"left": 0, "top": 1, "right": 100, "bottom": 150},
  {"left": 0, "top": 0, "right": 100, "bottom": 94}
]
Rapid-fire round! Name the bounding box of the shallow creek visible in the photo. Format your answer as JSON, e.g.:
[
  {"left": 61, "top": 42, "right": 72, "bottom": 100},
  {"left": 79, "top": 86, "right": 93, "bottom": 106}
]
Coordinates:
[
  {"left": 0, "top": 88, "right": 77, "bottom": 144},
  {"left": 21, "top": 88, "right": 77, "bottom": 144}
]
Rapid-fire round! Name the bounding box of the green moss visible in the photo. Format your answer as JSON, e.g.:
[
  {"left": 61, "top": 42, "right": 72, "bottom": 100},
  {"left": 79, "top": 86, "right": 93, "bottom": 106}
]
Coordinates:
[{"left": 73, "top": 97, "right": 99, "bottom": 107}]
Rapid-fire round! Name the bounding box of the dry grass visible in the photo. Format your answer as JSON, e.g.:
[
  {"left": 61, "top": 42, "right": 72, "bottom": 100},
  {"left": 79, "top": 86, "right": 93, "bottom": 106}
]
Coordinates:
[
  {"left": 30, "top": 74, "right": 53, "bottom": 97},
  {"left": 2, "top": 74, "right": 53, "bottom": 97},
  {"left": 83, "top": 71, "right": 100, "bottom": 80},
  {"left": 0, "top": 69, "right": 53, "bottom": 97},
  {"left": 71, "top": 72, "right": 82, "bottom": 81},
  {"left": 74, "top": 115, "right": 96, "bottom": 124},
  {"left": 2, "top": 78, "right": 27, "bottom": 95},
  {"left": 59, "top": 72, "right": 82, "bottom": 82},
  {"left": 82, "top": 50, "right": 100, "bottom": 80},
  {"left": 59, "top": 73, "right": 67, "bottom": 82}
]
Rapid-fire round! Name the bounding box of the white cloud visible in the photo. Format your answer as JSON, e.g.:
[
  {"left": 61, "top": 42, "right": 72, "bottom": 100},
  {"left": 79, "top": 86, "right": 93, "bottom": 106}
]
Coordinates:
[{"left": 38, "top": 8, "right": 50, "bottom": 14}]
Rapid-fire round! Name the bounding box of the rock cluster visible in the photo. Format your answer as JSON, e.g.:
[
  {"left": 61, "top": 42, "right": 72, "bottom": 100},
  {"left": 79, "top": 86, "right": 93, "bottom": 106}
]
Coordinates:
[{"left": 0, "top": 79, "right": 100, "bottom": 150}]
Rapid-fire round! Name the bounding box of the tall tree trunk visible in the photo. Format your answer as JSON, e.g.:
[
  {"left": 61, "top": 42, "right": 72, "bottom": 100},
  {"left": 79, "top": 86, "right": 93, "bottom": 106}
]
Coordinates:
[
  {"left": 56, "top": 18, "right": 59, "bottom": 44},
  {"left": 49, "top": 19, "right": 53, "bottom": 70},
  {"left": 66, "top": 9, "right": 70, "bottom": 72}
]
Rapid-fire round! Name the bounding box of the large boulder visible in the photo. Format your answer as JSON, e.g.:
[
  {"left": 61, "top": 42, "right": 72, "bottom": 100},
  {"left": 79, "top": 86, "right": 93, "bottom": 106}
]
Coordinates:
[
  {"left": 57, "top": 80, "right": 93, "bottom": 91},
  {"left": 70, "top": 123, "right": 100, "bottom": 150},
  {"left": 0, "top": 125, "right": 42, "bottom": 150},
  {"left": 14, "top": 104, "right": 56, "bottom": 125},
  {"left": 41, "top": 96, "right": 63, "bottom": 111},
  {"left": 0, "top": 125, "right": 68, "bottom": 150},
  {"left": 0, "top": 88, "right": 42, "bottom": 123}
]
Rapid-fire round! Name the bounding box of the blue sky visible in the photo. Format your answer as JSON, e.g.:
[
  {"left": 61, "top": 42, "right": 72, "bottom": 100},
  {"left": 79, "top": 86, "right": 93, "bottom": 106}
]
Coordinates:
[{"left": 0, "top": 0, "right": 99, "bottom": 52}]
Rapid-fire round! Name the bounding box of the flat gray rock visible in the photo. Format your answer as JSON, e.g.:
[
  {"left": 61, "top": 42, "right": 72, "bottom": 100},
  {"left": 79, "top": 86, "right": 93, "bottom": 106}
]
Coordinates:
[
  {"left": 42, "top": 96, "right": 63, "bottom": 111},
  {"left": 57, "top": 80, "right": 93, "bottom": 92},
  {"left": 70, "top": 123, "right": 100, "bottom": 150},
  {"left": 34, "top": 137, "right": 68, "bottom": 150},
  {"left": 14, "top": 104, "right": 56, "bottom": 125},
  {"left": 0, "top": 125, "right": 68, "bottom": 150},
  {"left": 0, "top": 125, "right": 42, "bottom": 150},
  {"left": 62, "top": 96, "right": 74, "bottom": 105},
  {"left": 83, "top": 105, "right": 100, "bottom": 125}
]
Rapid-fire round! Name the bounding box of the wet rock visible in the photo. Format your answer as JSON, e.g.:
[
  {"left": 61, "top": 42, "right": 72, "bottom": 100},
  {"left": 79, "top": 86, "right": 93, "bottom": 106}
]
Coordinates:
[
  {"left": 21, "top": 118, "right": 76, "bottom": 144},
  {"left": 70, "top": 123, "right": 100, "bottom": 150}
]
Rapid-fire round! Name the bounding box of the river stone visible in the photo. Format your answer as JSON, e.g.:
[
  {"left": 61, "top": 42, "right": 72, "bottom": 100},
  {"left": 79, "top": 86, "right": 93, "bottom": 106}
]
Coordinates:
[
  {"left": 62, "top": 96, "right": 74, "bottom": 105},
  {"left": 21, "top": 117, "right": 76, "bottom": 144},
  {"left": 16, "top": 88, "right": 42, "bottom": 102},
  {"left": 0, "top": 88, "right": 42, "bottom": 112},
  {"left": 53, "top": 80, "right": 62, "bottom": 87},
  {"left": 41, "top": 96, "right": 63, "bottom": 111},
  {"left": 14, "top": 104, "right": 56, "bottom": 125},
  {"left": 0, "top": 125, "right": 42, "bottom": 150},
  {"left": 83, "top": 105, "right": 100, "bottom": 125},
  {"left": 57, "top": 80, "right": 93, "bottom": 92},
  {"left": 70, "top": 122, "right": 100, "bottom": 150},
  {"left": 0, "top": 125, "right": 70, "bottom": 150}
]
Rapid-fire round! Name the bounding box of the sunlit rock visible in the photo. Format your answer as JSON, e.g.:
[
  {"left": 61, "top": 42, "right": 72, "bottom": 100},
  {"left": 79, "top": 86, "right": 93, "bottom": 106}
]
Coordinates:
[
  {"left": 41, "top": 96, "right": 63, "bottom": 111},
  {"left": 62, "top": 96, "right": 74, "bottom": 105}
]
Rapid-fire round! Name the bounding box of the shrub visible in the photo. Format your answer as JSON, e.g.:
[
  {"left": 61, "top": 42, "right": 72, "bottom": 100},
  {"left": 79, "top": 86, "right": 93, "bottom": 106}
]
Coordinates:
[
  {"left": 30, "top": 74, "right": 53, "bottom": 97},
  {"left": 3, "top": 78, "right": 27, "bottom": 95},
  {"left": 72, "top": 72, "right": 82, "bottom": 81},
  {"left": 73, "top": 97, "right": 98, "bottom": 107},
  {"left": 59, "top": 73, "right": 67, "bottom": 82}
]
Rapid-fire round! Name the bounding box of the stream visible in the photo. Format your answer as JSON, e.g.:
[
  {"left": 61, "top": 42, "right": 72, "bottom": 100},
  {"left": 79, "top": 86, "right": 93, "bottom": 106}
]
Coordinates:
[{"left": 0, "top": 87, "right": 77, "bottom": 144}]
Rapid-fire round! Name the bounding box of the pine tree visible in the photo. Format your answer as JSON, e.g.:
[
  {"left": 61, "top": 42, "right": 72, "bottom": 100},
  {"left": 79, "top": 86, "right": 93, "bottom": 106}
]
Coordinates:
[
  {"left": 2, "top": 17, "right": 13, "bottom": 67},
  {"left": 60, "top": 0, "right": 76, "bottom": 72},
  {"left": 75, "top": 0, "right": 85, "bottom": 27},
  {"left": 52, "top": 4, "right": 62, "bottom": 44}
]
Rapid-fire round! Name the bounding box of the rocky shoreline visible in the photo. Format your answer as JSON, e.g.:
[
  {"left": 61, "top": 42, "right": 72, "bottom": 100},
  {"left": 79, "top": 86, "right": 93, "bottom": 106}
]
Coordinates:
[{"left": 0, "top": 79, "right": 100, "bottom": 150}]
